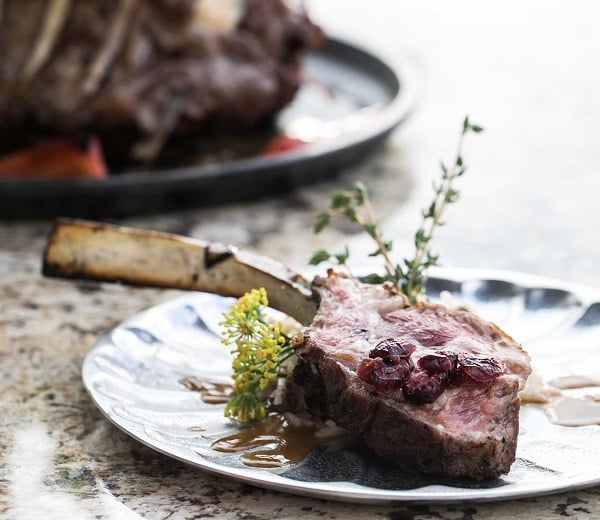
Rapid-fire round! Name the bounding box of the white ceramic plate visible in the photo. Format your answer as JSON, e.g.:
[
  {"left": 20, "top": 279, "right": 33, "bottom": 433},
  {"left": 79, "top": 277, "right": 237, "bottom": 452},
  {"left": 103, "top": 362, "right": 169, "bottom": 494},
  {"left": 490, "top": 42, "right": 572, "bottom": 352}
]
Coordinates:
[{"left": 82, "top": 268, "right": 600, "bottom": 504}]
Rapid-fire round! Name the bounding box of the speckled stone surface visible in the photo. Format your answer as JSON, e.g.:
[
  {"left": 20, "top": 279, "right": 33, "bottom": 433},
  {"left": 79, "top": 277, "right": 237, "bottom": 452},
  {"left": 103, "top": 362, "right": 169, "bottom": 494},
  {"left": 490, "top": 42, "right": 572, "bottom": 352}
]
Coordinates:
[
  {"left": 1, "top": 254, "right": 600, "bottom": 519},
  {"left": 2, "top": 0, "right": 600, "bottom": 518}
]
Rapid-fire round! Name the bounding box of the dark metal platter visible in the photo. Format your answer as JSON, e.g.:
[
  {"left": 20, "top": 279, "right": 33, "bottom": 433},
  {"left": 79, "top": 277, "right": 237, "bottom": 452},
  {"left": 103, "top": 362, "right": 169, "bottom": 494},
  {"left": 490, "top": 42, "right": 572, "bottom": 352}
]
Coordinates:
[{"left": 0, "top": 38, "right": 418, "bottom": 219}]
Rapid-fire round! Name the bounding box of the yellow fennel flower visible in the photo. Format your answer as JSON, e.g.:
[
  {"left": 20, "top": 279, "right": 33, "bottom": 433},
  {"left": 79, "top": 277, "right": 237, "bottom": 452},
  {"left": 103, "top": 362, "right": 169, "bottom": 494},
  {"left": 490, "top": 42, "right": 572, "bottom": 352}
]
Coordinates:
[{"left": 220, "top": 288, "right": 295, "bottom": 422}]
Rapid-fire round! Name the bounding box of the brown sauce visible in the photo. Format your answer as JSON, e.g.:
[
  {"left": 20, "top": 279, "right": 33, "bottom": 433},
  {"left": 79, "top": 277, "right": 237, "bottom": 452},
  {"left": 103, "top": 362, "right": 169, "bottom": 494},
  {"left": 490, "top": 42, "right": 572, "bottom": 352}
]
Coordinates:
[
  {"left": 545, "top": 396, "right": 600, "bottom": 426},
  {"left": 179, "top": 376, "right": 233, "bottom": 404},
  {"left": 182, "top": 377, "right": 350, "bottom": 468},
  {"left": 211, "top": 413, "right": 345, "bottom": 468}
]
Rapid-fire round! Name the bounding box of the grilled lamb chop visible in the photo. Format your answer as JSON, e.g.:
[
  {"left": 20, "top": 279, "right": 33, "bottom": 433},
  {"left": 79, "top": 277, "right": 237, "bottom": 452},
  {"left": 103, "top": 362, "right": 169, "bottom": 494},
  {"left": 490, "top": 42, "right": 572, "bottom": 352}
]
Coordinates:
[
  {"left": 284, "top": 274, "right": 531, "bottom": 480},
  {"left": 42, "top": 219, "right": 531, "bottom": 480},
  {"left": 0, "top": 0, "right": 322, "bottom": 163}
]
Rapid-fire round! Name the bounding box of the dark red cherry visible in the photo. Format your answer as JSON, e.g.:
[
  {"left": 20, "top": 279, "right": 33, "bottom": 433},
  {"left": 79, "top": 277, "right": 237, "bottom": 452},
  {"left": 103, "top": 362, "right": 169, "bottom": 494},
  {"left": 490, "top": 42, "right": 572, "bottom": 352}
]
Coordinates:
[
  {"left": 371, "top": 358, "right": 412, "bottom": 395},
  {"left": 458, "top": 354, "right": 505, "bottom": 383},
  {"left": 403, "top": 370, "right": 450, "bottom": 403},
  {"left": 369, "top": 338, "right": 417, "bottom": 363},
  {"left": 417, "top": 351, "right": 457, "bottom": 373},
  {"left": 356, "top": 357, "right": 384, "bottom": 385}
]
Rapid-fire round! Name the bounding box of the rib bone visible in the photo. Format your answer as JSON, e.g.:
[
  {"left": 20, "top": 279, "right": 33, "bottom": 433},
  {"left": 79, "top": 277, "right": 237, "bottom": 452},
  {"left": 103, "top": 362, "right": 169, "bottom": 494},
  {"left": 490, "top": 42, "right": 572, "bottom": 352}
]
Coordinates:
[
  {"left": 21, "top": 0, "right": 72, "bottom": 82},
  {"left": 42, "top": 218, "right": 318, "bottom": 324},
  {"left": 83, "top": 0, "right": 137, "bottom": 95}
]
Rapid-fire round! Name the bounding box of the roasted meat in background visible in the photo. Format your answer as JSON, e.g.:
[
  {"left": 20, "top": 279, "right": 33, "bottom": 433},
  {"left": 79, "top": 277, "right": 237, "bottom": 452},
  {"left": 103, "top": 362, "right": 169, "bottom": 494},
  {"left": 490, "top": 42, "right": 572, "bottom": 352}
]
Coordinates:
[{"left": 0, "top": 0, "right": 323, "bottom": 165}]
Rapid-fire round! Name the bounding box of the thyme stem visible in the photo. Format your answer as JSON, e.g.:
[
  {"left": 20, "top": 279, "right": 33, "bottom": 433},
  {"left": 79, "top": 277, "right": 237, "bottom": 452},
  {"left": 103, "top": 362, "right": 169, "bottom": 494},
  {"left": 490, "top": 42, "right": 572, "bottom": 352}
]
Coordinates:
[
  {"left": 403, "top": 119, "right": 479, "bottom": 300},
  {"left": 360, "top": 186, "right": 398, "bottom": 279}
]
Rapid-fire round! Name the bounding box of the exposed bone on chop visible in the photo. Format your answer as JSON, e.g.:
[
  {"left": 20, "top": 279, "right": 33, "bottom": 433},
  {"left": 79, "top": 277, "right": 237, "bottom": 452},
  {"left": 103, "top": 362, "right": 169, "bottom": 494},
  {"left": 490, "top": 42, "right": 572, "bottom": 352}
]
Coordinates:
[{"left": 42, "top": 218, "right": 317, "bottom": 324}]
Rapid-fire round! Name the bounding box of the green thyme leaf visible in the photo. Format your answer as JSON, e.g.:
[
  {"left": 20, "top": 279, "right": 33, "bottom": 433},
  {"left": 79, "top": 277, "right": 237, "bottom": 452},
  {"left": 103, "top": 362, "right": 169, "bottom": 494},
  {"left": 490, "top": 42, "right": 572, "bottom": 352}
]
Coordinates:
[
  {"left": 362, "top": 273, "right": 386, "bottom": 284},
  {"left": 331, "top": 191, "right": 352, "bottom": 209},
  {"left": 334, "top": 246, "right": 350, "bottom": 265},
  {"left": 309, "top": 249, "right": 331, "bottom": 265},
  {"left": 314, "top": 212, "right": 331, "bottom": 234}
]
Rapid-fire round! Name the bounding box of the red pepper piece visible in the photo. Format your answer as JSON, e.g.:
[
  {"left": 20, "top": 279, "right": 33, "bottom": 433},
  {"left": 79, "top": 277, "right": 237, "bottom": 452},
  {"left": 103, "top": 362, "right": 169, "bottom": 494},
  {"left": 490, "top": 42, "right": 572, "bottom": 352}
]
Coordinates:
[
  {"left": 0, "top": 137, "right": 108, "bottom": 179},
  {"left": 260, "top": 135, "right": 308, "bottom": 156}
]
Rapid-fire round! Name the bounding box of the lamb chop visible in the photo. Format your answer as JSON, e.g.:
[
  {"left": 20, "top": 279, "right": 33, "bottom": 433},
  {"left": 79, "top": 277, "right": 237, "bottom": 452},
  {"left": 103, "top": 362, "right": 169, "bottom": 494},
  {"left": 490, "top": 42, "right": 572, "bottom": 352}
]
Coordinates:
[
  {"left": 286, "top": 274, "right": 530, "bottom": 479},
  {"left": 0, "top": 0, "right": 322, "bottom": 163},
  {"left": 42, "top": 218, "right": 531, "bottom": 480}
]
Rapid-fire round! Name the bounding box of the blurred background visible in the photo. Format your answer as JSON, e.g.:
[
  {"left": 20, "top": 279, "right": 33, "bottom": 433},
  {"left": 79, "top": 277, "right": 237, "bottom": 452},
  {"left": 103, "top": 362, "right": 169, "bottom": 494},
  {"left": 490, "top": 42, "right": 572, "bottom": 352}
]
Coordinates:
[
  {"left": 3, "top": 0, "right": 600, "bottom": 287},
  {"left": 307, "top": 0, "right": 600, "bottom": 287}
]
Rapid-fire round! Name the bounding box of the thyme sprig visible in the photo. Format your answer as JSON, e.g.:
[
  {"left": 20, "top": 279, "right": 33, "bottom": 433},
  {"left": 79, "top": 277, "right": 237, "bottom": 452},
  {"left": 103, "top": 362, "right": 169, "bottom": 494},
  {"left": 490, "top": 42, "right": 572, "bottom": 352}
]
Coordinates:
[
  {"left": 310, "top": 116, "right": 483, "bottom": 303},
  {"left": 310, "top": 181, "right": 397, "bottom": 281},
  {"left": 220, "top": 288, "right": 294, "bottom": 422}
]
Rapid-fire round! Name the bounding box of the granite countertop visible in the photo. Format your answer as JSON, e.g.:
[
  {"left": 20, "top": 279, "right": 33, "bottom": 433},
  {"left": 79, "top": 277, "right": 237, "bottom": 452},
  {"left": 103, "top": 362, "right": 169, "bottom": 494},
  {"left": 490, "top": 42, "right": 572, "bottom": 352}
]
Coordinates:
[{"left": 2, "top": 1, "right": 600, "bottom": 518}]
